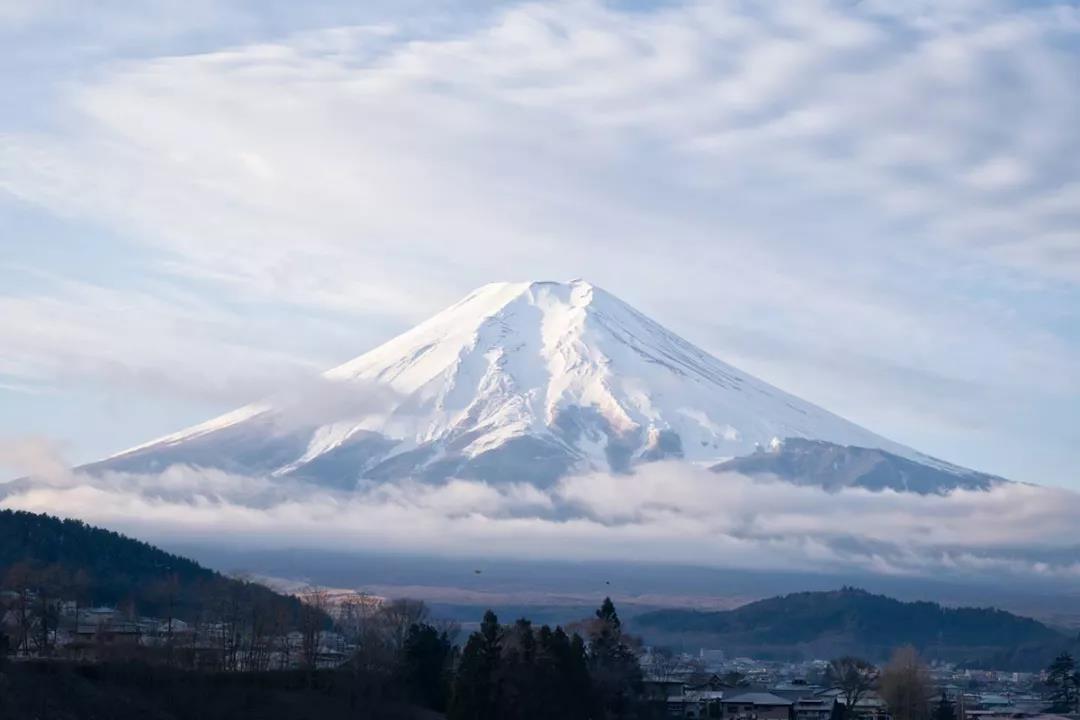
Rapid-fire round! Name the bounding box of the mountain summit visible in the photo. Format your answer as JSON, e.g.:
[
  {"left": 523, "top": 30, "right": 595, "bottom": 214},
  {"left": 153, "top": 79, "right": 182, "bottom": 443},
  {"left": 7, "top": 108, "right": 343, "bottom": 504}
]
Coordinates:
[{"left": 89, "top": 280, "right": 972, "bottom": 489}]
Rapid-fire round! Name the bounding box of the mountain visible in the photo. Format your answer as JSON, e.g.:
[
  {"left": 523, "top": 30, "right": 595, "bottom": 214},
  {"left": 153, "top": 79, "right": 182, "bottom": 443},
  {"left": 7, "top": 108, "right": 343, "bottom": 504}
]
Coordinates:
[
  {"left": 633, "top": 587, "right": 1071, "bottom": 669},
  {"left": 84, "top": 280, "right": 986, "bottom": 492},
  {"left": 713, "top": 438, "right": 1001, "bottom": 494},
  {"left": 0, "top": 509, "right": 305, "bottom": 623}
]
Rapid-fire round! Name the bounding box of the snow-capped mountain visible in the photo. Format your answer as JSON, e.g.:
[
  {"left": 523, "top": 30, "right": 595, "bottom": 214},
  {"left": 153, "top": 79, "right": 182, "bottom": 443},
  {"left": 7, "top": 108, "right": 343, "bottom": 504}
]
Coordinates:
[{"left": 86, "top": 280, "right": 986, "bottom": 491}]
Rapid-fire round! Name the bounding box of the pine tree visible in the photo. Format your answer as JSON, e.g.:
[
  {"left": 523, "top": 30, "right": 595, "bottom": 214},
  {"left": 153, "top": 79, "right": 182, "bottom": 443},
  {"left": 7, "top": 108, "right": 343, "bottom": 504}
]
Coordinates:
[
  {"left": 497, "top": 618, "right": 540, "bottom": 720},
  {"left": 534, "top": 625, "right": 565, "bottom": 719},
  {"left": 588, "top": 597, "right": 643, "bottom": 720},
  {"left": 402, "top": 622, "right": 455, "bottom": 711},
  {"left": 1046, "top": 652, "right": 1079, "bottom": 713},
  {"left": 932, "top": 693, "right": 956, "bottom": 720},
  {"left": 532, "top": 624, "right": 593, "bottom": 720},
  {"left": 566, "top": 629, "right": 594, "bottom": 719},
  {"left": 449, "top": 610, "right": 502, "bottom": 720}
]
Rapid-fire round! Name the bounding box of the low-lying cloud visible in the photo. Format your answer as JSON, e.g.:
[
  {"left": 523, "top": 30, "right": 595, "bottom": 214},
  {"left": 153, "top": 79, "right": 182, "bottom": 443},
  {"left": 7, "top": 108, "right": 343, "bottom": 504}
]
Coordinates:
[{"left": 4, "top": 444, "right": 1080, "bottom": 583}]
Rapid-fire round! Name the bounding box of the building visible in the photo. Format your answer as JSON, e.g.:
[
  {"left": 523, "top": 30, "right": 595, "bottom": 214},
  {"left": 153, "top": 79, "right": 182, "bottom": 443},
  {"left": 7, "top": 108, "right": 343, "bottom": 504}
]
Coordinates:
[
  {"left": 816, "top": 688, "right": 890, "bottom": 720},
  {"left": 721, "top": 692, "right": 796, "bottom": 720},
  {"left": 795, "top": 697, "right": 836, "bottom": 720}
]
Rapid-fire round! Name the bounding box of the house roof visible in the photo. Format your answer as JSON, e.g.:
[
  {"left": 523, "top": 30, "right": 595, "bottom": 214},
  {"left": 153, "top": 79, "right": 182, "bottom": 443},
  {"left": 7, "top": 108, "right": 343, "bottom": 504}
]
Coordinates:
[{"left": 724, "top": 692, "right": 796, "bottom": 706}]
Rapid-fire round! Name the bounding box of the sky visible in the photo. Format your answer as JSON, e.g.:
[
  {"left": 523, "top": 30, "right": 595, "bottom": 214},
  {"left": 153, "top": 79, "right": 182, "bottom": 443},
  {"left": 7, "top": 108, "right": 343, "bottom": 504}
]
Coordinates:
[{"left": 1, "top": 0, "right": 1079, "bottom": 492}]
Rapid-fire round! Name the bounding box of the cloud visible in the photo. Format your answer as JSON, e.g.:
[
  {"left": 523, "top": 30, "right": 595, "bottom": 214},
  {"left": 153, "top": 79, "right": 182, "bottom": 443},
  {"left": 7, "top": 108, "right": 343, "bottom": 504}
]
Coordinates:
[
  {"left": 1, "top": 0, "right": 1078, "bottom": 486},
  {"left": 267, "top": 375, "right": 403, "bottom": 430},
  {"left": 5, "top": 451, "right": 1080, "bottom": 583},
  {"left": 5, "top": 2, "right": 1079, "bottom": 292},
  {"left": 0, "top": 436, "right": 76, "bottom": 486},
  {"left": 0, "top": 269, "right": 359, "bottom": 408}
]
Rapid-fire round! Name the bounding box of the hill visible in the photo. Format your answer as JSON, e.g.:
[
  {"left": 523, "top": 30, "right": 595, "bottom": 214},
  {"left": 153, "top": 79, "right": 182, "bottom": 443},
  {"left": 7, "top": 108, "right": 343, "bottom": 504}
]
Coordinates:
[
  {"left": 634, "top": 587, "right": 1071, "bottom": 669},
  {"left": 713, "top": 438, "right": 1001, "bottom": 494},
  {"left": 0, "top": 509, "right": 304, "bottom": 623}
]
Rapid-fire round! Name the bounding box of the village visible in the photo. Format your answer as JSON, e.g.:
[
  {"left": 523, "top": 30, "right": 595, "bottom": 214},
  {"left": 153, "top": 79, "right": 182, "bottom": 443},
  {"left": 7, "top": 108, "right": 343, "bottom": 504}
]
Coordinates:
[
  {"left": 0, "top": 586, "right": 357, "bottom": 671},
  {"left": 3, "top": 586, "right": 1075, "bottom": 720},
  {"left": 638, "top": 651, "right": 1058, "bottom": 720}
]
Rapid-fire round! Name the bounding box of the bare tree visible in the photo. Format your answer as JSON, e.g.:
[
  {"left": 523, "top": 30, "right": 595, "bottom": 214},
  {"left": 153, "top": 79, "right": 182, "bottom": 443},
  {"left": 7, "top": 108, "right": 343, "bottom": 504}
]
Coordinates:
[
  {"left": 432, "top": 617, "right": 461, "bottom": 646},
  {"left": 378, "top": 598, "right": 430, "bottom": 655},
  {"left": 245, "top": 594, "right": 276, "bottom": 672},
  {"left": 270, "top": 604, "right": 292, "bottom": 670},
  {"left": 4, "top": 562, "right": 36, "bottom": 656},
  {"left": 827, "top": 656, "right": 880, "bottom": 713},
  {"left": 33, "top": 564, "right": 65, "bottom": 657},
  {"left": 880, "top": 646, "right": 932, "bottom": 720},
  {"left": 648, "top": 646, "right": 703, "bottom": 681},
  {"left": 150, "top": 573, "right": 181, "bottom": 666},
  {"left": 336, "top": 592, "right": 382, "bottom": 644},
  {"left": 69, "top": 568, "right": 92, "bottom": 646},
  {"left": 298, "top": 586, "right": 330, "bottom": 672}
]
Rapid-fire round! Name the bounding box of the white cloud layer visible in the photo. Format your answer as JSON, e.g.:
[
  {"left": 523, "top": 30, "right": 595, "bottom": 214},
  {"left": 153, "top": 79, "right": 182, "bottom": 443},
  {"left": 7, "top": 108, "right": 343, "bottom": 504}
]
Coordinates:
[{"left": 4, "top": 453, "right": 1080, "bottom": 582}]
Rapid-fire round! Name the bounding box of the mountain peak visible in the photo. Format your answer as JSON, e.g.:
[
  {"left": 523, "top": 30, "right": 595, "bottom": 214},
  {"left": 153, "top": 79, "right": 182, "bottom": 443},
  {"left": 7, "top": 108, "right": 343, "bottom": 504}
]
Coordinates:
[
  {"left": 92, "top": 280, "right": 931, "bottom": 488},
  {"left": 450, "top": 278, "right": 604, "bottom": 316}
]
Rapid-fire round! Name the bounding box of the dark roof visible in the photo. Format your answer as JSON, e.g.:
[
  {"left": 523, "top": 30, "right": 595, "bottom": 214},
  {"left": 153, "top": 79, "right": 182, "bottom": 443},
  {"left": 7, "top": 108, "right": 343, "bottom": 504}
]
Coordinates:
[{"left": 724, "top": 692, "right": 796, "bottom": 706}]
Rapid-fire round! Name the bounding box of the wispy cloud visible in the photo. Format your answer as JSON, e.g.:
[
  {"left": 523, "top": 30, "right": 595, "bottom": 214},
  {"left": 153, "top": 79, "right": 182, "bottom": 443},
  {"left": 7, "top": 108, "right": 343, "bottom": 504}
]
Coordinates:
[{"left": 0, "top": 0, "right": 1078, "bottom": 484}]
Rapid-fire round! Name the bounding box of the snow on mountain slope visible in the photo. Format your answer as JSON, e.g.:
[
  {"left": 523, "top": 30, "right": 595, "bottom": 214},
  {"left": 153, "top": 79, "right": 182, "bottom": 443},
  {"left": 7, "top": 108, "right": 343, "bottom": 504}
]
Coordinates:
[
  {"left": 88, "top": 280, "right": 946, "bottom": 487},
  {"left": 714, "top": 438, "right": 1003, "bottom": 495}
]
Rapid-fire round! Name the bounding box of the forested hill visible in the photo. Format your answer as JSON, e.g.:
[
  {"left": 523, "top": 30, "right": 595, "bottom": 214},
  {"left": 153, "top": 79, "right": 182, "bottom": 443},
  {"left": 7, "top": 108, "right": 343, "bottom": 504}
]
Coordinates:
[
  {"left": 0, "top": 509, "right": 304, "bottom": 622},
  {"left": 634, "top": 587, "right": 1071, "bottom": 669}
]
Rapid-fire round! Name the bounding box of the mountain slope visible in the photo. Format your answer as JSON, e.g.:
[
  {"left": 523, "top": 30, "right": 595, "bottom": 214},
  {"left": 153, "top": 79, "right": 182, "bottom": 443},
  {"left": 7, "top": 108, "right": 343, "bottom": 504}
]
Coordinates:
[
  {"left": 714, "top": 438, "right": 1002, "bottom": 494},
  {"left": 634, "top": 587, "right": 1069, "bottom": 669},
  {"left": 86, "top": 280, "right": 962, "bottom": 489},
  {"left": 0, "top": 509, "right": 305, "bottom": 622}
]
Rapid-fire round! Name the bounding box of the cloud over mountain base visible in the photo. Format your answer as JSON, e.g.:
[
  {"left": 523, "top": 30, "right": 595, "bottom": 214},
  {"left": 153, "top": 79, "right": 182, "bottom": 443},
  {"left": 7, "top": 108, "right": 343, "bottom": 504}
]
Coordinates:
[{"left": 4, "top": 448, "right": 1080, "bottom": 583}]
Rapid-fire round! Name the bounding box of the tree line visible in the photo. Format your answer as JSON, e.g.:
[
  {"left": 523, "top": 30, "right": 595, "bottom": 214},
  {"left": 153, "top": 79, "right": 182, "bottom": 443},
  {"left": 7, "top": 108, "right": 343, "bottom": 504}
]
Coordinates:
[{"left": 339, "top": 595, "right": 645, "bottom": 719}]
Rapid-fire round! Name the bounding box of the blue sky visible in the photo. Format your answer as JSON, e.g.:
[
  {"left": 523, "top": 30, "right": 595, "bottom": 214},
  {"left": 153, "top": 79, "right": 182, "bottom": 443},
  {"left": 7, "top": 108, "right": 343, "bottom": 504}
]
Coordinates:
[{"left": 1, "top": 0, "right": 1078, "bottom": 488}]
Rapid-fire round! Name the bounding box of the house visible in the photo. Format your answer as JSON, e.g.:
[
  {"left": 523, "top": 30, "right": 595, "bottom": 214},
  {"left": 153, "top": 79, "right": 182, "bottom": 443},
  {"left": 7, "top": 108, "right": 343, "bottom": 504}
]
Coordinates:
[
  {"left": 816, "top": 688, "right": 890, "bottom": 720},
  {"left": 659, "top": 689, "right": 725, "bottom": 719},
  {"left": 794, "top": 696, "right": 836, "bottom": 720},
  {"left": 643, "top": 678, "right": 690, "bottom": 702},
  {"left": 721, "top": 692, "right": 795, "bottom": 720},
  {"left": 642, "top": 675, "right": 730, "bottom": 719}
]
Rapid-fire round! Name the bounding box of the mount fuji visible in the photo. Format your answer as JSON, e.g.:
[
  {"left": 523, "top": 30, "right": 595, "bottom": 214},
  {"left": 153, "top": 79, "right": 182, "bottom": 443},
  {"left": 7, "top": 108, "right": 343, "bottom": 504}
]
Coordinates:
[{"left": 84, "top": 280, "right": 1000, "bottom": 493}]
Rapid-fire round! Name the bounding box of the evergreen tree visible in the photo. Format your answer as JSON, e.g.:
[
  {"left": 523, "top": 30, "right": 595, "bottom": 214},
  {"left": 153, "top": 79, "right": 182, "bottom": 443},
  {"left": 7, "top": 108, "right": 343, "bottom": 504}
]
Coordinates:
[
  {"left": 534, "top": 625, "right": 565, "bottom": 719},
  {"left": 497, "top": 618, "right": 540, "bottom": 720},
  {"left": 1046, "top": 652, "right": 1079, "bottom": 713},
  {"left": 402, "top": 622, "right": 455, "bottom": 711},
  {"left": 932, "top": 693, "right": 956, "bottom": 720},
  {"left": 588, "top": 597, "right": 643, "bottom": 720},
  {"left": 449, "top": 610, "right": 502, "bottom": 720},
  {"left": 567, "top": 629, "right": 594, "bottom": 719},
  {"left": 532, "top": 624, "right": 593, "bottom": 720}
]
